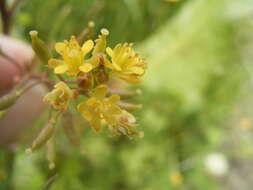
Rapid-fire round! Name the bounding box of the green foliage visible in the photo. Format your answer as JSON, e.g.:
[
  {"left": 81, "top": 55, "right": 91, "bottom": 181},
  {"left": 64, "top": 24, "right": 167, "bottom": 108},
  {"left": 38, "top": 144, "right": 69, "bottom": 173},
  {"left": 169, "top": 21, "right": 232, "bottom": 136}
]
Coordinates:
[{"left": 15, "top": 0, "right": 186, "bottom": 44}]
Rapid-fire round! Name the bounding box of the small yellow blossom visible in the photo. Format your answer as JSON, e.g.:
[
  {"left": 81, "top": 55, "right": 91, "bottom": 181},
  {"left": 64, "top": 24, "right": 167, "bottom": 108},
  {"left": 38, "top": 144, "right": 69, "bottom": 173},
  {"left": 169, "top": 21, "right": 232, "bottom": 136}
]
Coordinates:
[
  {"left": 77, "top": 85, "right": 142, "bottom": 137},
  {"left": 108, "top": 110, "right": 141, "bottom": 137},
  {"left": 44, "top": 82, "right": 73, "bottom": 110},
  {"left": 77, "top": 85, "right": 122, "bottom": 132},
  {"left": 106, "top": 43, "right": 146, "bottom": 84},
  {"left": 48, "top": 36, "right": 94, "bottom": 77}
]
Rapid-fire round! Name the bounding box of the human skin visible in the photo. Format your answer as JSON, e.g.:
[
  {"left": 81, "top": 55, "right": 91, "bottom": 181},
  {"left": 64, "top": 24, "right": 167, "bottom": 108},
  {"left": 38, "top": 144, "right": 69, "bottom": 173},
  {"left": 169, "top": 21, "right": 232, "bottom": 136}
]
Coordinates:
[{"left": 0, "top": 35, "right": 47, "bottom": 147}]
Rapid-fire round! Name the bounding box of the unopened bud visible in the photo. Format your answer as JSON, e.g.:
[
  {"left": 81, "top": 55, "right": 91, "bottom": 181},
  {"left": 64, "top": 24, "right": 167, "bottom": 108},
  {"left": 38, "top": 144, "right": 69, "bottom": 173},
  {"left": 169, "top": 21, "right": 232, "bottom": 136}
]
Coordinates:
[
  {"left": 76, "top": 73, "right": 94, "bottom": 91},
  {"left": 95, "top": 66, "right": 109, "bottom": 84},
  {"left": 30, "top": 30, "right": 51, "bottom": 64},
  {"left": 72, "top": 89, "right": 79, "bottom": 99},
  {"left": 88, "top": 21, "right": 95, "bottom": 28}
]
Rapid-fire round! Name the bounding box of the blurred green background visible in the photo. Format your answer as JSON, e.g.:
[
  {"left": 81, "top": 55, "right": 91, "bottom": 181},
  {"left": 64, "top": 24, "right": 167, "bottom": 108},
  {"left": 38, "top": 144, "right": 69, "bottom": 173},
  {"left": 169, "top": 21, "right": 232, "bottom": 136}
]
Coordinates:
[{"left": 2, "top": 0, "right": 253, "bottom": 189}]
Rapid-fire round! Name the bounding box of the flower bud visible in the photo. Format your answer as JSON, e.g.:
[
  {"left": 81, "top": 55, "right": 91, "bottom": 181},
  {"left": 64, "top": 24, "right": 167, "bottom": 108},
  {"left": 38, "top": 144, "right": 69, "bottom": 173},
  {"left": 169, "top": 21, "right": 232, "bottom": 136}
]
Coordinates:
[
  {"left": 29, "top": 30, "right": 51, "bottom": 64},
  {"left": 95, "top": 66, "right": 109, "bottom": 85},
  {"left": 76, "top": 73, "right": 94, "bottom": 91},
  {"left": 43, "top": 82, "right": 73, "bottom": 110}
]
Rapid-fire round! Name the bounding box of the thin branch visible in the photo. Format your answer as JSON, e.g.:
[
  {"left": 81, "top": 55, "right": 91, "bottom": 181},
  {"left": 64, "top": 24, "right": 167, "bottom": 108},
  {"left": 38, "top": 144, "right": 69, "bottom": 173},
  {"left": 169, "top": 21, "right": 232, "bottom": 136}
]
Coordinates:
[
  {"left": 21, "top": 80, "right": 44, "bottom": 93},
  {"left": 77, "top": 21, "right": 95, "bottom": 44},
  {"left": 56, "top": 74, "right": 66, "bottom": 82},
  {"left": 39, "top": 174, "right": 58, "bottom": 190},
  {"left": 56, "top": 74, "right": 76, "bottom": 84},
  {"left": 0, "top": 0, "right": 11, "bottom": 34},
  {"left": 30, "top": 73, "right": 55, "bottom": 88},
  {"left": 0, "top": 0, "right": 22, "bottom": 34}
]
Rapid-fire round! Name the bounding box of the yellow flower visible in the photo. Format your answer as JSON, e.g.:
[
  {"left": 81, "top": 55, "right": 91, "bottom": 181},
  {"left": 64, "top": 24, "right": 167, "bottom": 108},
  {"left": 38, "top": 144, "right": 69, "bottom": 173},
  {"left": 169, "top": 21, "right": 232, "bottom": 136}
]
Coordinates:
[
  {"left": 108, "top": 110, "right": 142, "bottom": 137},
  {"left": 77, "top": 85, "right": 122, "bottom": 132},
  {"left": 77, "top": 85, "right": 142, "bottom": 137},
  {"left": 48, "top": 36, "right": 94, "bottom": 77},
  {"left": 106, "top": 43, "right": 146, "bottom": 84},
  {"left": 44, "top": 82, "right": 73, "bottom": 110}
]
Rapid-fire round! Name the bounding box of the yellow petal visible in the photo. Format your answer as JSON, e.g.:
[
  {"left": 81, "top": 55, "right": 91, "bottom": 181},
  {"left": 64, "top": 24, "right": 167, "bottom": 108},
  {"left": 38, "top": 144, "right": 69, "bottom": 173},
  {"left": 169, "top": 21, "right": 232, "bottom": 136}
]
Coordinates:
[
  {"left": 55, "top": 42, "right": 66, "bottom": 55},
  {"left": 91, "top": 116, "right": 102, "bottom": 132},
  {"left": 79, "top": 63, "right": 93, "bottom": 73},
  {"left": 69, "top": 49, "right": 79, "bottom": 57},
  {"left": 48, "top": 59, "right": 62, "bottom": 68},
  {"left": 69, "top": 36, "right": 80, "bottom": 48},
  {"left": 43, "top": 93, "right": 51, "bottom": 103},
  {"left": 112, "top": 62, "right": 122, "bottom": 71},
  {"left": 55, "top": 81, "right": 68, "bottom": 89},
  {"left": 86, "top": 97, "right": 97, "bottom": 106},
  {"left": 107, "top": 105, "right": 122, "bottom": 115},
  {"left": 106, "top": 47, "right": 113, "bottom": 57},
  {"left": 104, "top": 115, "right": 117, "bottom": 125},
  {"left": 108, "top": 94, "right": 120, "bottom": 103},
  {"left": 77, "top": 102, "right": 87, "bottom": 112},
  {"left": 92, "top": 85, "right": 108, "bottom": 99},
  {"left": 54, "top": 64, "right": 68, "bottom": 74},
  {"left": 82, "top": 110, "right": 93, "bottom": 121},
  {"left": 131, "top": 67, "right": 144, "bottom": 75},
  {"left": 103, "top": 58, "right": 114, "bottom": 69},
  {"left": 81, "top": 40, "right": 94, "bottom": 55}
]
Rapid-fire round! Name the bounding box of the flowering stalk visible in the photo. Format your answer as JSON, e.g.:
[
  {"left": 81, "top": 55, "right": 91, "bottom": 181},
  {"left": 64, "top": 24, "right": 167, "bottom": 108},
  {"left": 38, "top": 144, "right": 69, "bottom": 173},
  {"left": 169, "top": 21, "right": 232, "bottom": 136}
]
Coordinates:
[{"left": 24, "top": 25, "right": 147, "bottom": 165}]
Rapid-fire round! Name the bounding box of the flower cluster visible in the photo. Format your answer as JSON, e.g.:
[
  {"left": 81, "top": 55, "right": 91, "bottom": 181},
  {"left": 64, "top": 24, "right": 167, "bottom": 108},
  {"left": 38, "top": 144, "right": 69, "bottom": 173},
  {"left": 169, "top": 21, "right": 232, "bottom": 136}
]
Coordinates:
[{"left": 44, "top": 28, "right": 146, "bottom": 137}]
